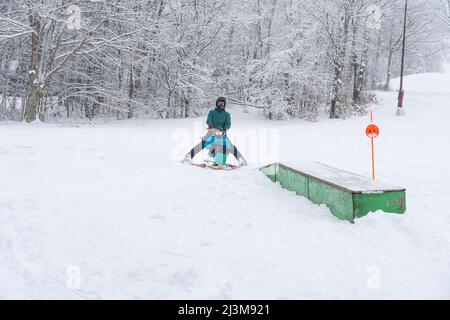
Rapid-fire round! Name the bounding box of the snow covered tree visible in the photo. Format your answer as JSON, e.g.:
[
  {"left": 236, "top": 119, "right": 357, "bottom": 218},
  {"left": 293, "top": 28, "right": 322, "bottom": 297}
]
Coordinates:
[{"left": 0, "top": 0, "right": 447, "bottom": 122}]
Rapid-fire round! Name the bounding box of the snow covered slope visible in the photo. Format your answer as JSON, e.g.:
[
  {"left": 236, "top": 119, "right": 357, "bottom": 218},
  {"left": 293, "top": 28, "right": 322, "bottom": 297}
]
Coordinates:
[{"left": 0, "top": 71, "right": 449, "bottom": 299}]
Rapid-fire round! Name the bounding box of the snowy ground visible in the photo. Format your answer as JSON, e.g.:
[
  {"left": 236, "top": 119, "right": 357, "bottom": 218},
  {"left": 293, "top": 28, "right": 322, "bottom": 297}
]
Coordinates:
[{"left": 1, "top": 71, "right": 449, "bottom": 299}]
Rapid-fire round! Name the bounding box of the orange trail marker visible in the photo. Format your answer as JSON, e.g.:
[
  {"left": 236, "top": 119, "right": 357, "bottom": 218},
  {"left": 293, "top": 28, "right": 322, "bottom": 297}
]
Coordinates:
[{"left": 366, "top": 111, "right": 379, "bottom": 181}]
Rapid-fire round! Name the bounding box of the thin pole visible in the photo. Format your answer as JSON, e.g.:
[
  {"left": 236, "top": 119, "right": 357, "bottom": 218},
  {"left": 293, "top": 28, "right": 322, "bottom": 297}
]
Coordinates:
[
  {"left": 370, "top": 110, "right": 375, "bottom": 180},
  {"left": 398, "top": 0, "right": 408, "bottom": 113},
  {"left": 371, "top": 138, "right": 375, "bottom": 180}
]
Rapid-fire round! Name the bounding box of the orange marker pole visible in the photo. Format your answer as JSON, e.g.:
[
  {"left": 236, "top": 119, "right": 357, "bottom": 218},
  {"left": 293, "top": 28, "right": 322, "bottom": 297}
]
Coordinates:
[
  {"left": 366, "top": 111, "right": 379, "bottom": 181},
  {"left": 371, "top": 138, "right": 375, "bottom": 180},
  {"left": 371, "top": 110, "right": 375, "bottom": 180}
]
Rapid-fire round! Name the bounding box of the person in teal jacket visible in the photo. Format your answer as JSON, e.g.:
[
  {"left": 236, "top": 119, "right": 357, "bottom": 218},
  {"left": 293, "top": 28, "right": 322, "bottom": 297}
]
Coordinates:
[
  {"left": 206, "top": 97, "right": 231, "bottom": 133},
  {"left": 182, "top": 97, "right": 247, "bottom": 166}
]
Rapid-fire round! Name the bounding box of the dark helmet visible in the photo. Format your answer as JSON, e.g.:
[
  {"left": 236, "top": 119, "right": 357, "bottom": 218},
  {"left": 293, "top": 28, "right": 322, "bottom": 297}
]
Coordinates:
[{"left": 216, "top": 97, "right": 226, "bottom": 108}]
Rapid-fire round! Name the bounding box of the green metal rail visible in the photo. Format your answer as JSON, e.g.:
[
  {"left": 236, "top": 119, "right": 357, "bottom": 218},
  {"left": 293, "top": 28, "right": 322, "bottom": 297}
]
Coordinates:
[{"left": 260, "top": 163, "right": 406, "bottom": 223}]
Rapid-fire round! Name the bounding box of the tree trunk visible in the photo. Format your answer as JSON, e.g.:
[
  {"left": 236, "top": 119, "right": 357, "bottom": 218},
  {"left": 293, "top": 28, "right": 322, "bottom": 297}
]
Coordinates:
[
  {"left": 330, "top": 62, "right": 343, "bottom": 119},
  {"left": 24, "top": 14, "right": 43, "bottom": 123},
  {"left": 385, "top": 49, "right": 393, "bottom": 92},
  {"left": 384, "top": 23, "right": 395, "bottom": 92},
  {"left": 330, "top": 11, "right": 350, "bottom": 119},
  {"left": 355, "top": 27, "right": 369, "bottom": 104},
  {"left": 127, "top": 63, "right": 135, "bottom": 119},
  {"left": 371, "top": 30, "right": 382, "bottom": 90}
]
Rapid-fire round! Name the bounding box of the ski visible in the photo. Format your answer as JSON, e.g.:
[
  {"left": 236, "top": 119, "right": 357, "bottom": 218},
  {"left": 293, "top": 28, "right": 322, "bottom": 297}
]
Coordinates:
[
  {"left": 206, "top": 163, "right": 240, "bottom": 170},
  {"left": 192, "top": 163, "right": 208, "bottom": 169},
  {"left": 178, "top": 159, "right": 242, "bottom": 170},
  {"left": 203, "top": 159, "right": 241, "bottom": 170}
]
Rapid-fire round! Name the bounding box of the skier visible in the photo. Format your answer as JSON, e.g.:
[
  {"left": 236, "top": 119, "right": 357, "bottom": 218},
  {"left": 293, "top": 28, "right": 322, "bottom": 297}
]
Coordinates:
[
  {"left": 181, "top": 97, "right": 247, "bottom": 167},
  {"left": 207, "top": 97, "right": 231, "bottom": 134}
]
